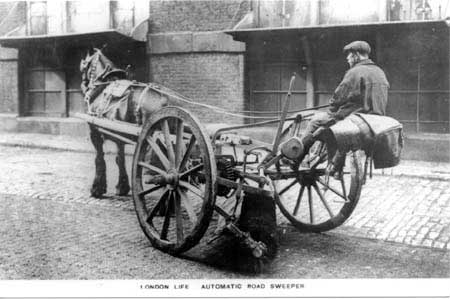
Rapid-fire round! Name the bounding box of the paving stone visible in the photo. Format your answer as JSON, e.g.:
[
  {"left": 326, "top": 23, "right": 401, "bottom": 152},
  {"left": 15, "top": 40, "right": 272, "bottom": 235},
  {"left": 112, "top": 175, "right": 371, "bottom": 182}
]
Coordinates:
[
  {"left": 366, "top": 231, "right": 377, "bottom": 238},
  {"left": 411, "top": 238, "right": 423, "bottom": 246},
  {"left": 1, "top": 145, "right": 450, "bottom": 252},
  {"left": 428, "top": 231, "right": 440, "bottom": 240},
  {"left": 398, "top": 230, "right": 407, "bottom": 237},
  {"left": 394, "top": 235, "right": 405, "bottom": 243},
  {"left": 419, "top": 227, "right": 430, "bottom": 235},
  {"left": 434, "top": 241, "right": 446, "bottom": 249},
  {"left": 437, "top": 194, "right": 450, "bottom": 206},
  {"left": 422, "top": 239, "right": 433, "bottom": 247}
]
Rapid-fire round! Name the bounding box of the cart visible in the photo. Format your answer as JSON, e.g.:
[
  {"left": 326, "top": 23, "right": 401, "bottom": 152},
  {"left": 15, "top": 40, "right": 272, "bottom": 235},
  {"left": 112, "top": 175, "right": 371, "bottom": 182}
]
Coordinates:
[{"left": 76, "top": 74, "right": 396, "bottom": 261}]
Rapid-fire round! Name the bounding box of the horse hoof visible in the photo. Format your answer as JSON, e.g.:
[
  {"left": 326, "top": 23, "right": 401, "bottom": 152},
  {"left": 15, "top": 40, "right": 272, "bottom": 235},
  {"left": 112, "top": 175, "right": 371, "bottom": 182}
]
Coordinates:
[
  {"left": 115, "top": 183, "right": 130, "bottom": 196},
  {"left": 91, "top": 185, "right": 107, "bottom": 198}
]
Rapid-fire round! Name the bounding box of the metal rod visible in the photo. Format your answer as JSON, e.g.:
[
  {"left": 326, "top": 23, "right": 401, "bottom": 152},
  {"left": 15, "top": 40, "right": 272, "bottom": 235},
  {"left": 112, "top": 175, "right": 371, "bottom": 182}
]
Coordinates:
[
  {"left": 237, "top": 104, "right": 329, "bottom": 115},
  {"left": 252, "top": 90, "right": 307, "bottom": 94},
  {"left": 388, "top": 90, "right": 450, "bottom": 94},
  {"left": 396, "top": 120, "right": 449, "bottom": 124},
  {"left": 254, "top": 90, "right": 450, "bottom": 94},
  {"left": 416, "top": 64, "right": 421, "bottom": 133},
  {"left": 211, "top": 117, "right": 296, "bottom": 142},
  {"left": 97, "top": 128, "right": 137, "bottom": 145},
  {"left": 272, "top": 74, "right": 296, "bottom": 155},
  {"left": 216, "top": 177, "right": 273, "bottom": 197}
]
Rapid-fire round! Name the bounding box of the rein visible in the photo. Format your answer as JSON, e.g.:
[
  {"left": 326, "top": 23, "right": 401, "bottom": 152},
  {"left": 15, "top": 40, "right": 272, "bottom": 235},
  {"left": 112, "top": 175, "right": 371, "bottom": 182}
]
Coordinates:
[
  {"left": 148, "top": 83, "right": 329, "bottom": 120},
  {"left": 81, "top": 51, "right": 330, "bottom": 120}
]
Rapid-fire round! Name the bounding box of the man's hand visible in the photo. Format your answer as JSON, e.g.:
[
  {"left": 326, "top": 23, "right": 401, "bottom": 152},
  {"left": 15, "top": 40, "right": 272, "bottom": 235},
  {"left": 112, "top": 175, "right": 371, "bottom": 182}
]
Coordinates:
[{"left": 328, "top": 98, "right": 338, "bottom": 112}]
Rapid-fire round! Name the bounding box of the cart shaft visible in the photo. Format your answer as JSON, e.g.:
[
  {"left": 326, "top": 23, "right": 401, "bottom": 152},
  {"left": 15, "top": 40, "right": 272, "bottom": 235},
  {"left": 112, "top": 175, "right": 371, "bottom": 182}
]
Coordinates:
[{"left": 74, "top": 112, "right": 141, "bottom": 137}]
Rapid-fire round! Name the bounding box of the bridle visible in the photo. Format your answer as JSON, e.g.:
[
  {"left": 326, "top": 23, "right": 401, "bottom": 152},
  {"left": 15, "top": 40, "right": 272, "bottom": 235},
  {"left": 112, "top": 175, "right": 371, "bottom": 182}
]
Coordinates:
[{"left": 81, "top": 49, "right": 108, "bottom": 87}]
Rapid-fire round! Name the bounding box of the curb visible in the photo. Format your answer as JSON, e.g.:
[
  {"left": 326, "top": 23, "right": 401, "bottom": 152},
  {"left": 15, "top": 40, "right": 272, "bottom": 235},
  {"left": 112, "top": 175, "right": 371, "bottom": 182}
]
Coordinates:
[{"left": 0, "top": 138, "right": 135, "bottom": 155}]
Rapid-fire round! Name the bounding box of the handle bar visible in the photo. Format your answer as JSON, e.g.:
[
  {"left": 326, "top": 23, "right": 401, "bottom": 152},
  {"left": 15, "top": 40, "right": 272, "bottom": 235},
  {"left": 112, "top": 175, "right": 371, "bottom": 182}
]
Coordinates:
[{"left": 271, "top": 74, "right": 297, "bottom": 155}]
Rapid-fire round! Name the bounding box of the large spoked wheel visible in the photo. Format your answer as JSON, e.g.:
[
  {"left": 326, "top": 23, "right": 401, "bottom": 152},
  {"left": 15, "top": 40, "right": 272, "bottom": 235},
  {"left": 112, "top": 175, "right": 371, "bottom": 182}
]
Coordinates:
[
  {"left": 274, "top": 140, "right": 364, "bottom": 232},
  {"left": 132, "top": 106, "right": 217, "bottom": 255}
]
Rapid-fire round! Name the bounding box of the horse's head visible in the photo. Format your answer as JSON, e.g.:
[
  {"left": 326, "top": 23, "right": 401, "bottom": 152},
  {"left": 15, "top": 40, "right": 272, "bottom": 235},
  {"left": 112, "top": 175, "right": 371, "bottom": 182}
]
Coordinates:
[{"left": 80, "top": 48, "right": 127, "bottom": 94}]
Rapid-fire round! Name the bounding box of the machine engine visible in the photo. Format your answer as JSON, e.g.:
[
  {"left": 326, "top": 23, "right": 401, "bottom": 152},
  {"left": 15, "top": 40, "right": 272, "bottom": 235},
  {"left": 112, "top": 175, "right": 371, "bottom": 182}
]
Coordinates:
[{"left": 216, "top": 155, "right": 238, "bottom": 196}]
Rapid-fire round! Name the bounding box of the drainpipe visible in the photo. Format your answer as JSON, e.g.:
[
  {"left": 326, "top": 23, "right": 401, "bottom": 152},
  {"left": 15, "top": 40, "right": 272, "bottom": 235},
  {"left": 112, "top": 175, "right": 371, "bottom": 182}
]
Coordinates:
[
  {"left": 301, "top": 36, "right": 315, "bottom": 108},
  {"left": 311, "top": 0, "right": 320, "bottom": 25},
  {"left": 448, "top": 22, "right": 450, "bottom": 136},
  {"left": 254, "top": 0, "right": 260, "bottom": 27}
]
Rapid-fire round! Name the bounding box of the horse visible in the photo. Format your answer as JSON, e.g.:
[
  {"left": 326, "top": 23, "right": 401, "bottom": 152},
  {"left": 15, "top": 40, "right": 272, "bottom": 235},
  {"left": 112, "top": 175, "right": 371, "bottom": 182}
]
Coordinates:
[{"left": 79, "top": 48, "right": 168, "bottom": 198}]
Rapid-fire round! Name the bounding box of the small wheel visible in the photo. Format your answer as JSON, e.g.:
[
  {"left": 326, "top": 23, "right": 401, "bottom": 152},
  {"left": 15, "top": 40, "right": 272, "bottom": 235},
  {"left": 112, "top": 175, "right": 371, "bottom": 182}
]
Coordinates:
[
  {"left": 274, "top": 140, "right": 364, "bottom": 232},
  {"left": 132, "top": 106, "right": 217, "bottom": 254}
]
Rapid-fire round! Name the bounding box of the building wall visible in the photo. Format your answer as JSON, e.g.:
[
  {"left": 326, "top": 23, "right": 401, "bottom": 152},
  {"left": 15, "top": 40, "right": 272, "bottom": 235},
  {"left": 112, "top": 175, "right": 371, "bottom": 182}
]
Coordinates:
[
  {"left": 148, "top": 0, "right": 250, "bottom": 124},
  {"left": 0, "top": 2, "right": 25, "bottom": 36},
  {"left": 245, "top": 23, "right": 449, "bottom": 134},
  {"left": 28, "top": 0, "right": 149, "bottom": 35},
  {"left": 254, "top": 0, "right": 449, "bottom": 27},
  {"left": 0, "top": 47, "right": 19, "bottom": 114},
  {"left": 0, "top": 60, "right": 18, "bottom": 113},
  {"left": 0, "top": 2, "right": 23, "bottom": 114},
  {"left": 149, "top": 0, "right": 251, "bottom": 32},
  {"left": 0, "top": 1, "right": 149, "bottom": 117},
  {"left": 150, "top": 53, "right": 244, "bottom": 123},
  {"left": 380, "top": 26, "right": 449, "bottom": 133}
]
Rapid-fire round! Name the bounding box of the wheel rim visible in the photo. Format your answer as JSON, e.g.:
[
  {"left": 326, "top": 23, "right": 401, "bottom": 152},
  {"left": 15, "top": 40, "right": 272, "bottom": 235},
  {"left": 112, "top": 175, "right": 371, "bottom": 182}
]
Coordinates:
[
  {"left": 274, "top": 142, "right": 363, "bottom": 232},
  {"left": 132, "top": 107, "right": 216, "bottom": 253}
]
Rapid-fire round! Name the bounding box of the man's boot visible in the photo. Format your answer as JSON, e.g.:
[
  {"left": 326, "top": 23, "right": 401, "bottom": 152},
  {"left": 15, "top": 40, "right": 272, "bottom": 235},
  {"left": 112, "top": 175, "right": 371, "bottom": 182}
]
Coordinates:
[{"left": 327, "top": 150, "right": 346, "bottom": 180}]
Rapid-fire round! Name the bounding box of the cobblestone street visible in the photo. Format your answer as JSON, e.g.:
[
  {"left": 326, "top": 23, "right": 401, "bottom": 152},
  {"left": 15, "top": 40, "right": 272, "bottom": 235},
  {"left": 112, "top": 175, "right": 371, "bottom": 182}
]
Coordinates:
[
  {"left": 0, "top": 144, "right": 449, "bottom": 250},
  {"left": 0, "top": 144, "right": 449, "bottom": 278}
]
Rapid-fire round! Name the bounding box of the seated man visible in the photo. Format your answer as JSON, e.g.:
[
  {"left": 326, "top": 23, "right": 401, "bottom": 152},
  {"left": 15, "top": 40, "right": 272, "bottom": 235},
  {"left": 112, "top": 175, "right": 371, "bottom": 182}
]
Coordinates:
[{"left": 294, "top": 40, "right": 390, "bottom": 170}]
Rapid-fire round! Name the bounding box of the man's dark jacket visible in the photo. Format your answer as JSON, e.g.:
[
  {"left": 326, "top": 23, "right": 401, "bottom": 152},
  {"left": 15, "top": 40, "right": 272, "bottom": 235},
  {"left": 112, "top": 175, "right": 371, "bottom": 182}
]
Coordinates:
[{"left": 329, "top": 59, "right": 389, "bottom": 119}]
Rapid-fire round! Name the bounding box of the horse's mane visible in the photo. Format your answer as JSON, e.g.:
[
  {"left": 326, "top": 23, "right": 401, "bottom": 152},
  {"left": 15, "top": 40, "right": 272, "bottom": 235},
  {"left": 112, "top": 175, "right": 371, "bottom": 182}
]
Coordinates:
[{"left": 80, "top": 48, "right": 127, "bottom": 84}]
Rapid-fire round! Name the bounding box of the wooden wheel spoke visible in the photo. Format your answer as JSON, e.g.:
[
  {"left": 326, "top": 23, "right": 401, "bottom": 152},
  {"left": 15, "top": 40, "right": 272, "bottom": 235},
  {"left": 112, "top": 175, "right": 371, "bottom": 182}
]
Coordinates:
[
  {"left": 177, "top": 189, "right": 198, "bottom": 224},
  {"left": 307, "top": 186, "right": 314, "bottom": 224},
  {"left": 146, "top": 136, "right": 171, "bottom": 170},
  {"left": 147, "top": 189, "right": 169, "bottom": 223},
  {"left": 160, "top": 191, "right": 173, "bottom": 240},
  {"left": 174, "top": 192, "right": 184, "bottom": 243},
  {"left": 178, "top": 180, "right": 204, "bottom": 199},
  {"left": 279, "top": 179, "right": 298, "bottom": 196},
  {"left": 162, "top": 119, "right": 175, "bottom": 166},
  {"left": 138, "top": 161, "right": 167, "bottom": 176},
  {"left": 139, "top": 184, "right": 164, "bottom": 198},
  {"left": 132, "top": 107, "right": 218, "bottom": 254},
  {"left": 317, "top": 178, "right": 349, "bottom": 202},
  {"left": 340, "top": 176, "right": 348, "bottom": 202},
  {"left": 313, "top": 182, "right": 334, "bottom": 218},
  {"left": 175, "top": 119, "right": 184, "bottom": 168},
  {"left": 180, "top": 163, "right": 204, "bottom": 178},
  {"left": 311, "top": 151, "right": 328, "bottom": 169},
  {"left": 293, "top": 185, "right": 305, "bottom": 216},
  {"left": 272, "top": 138, "right": 363, "bottom": 233},
  {"left": 179, "top": 135, "right": 196, "bottom": 171}
]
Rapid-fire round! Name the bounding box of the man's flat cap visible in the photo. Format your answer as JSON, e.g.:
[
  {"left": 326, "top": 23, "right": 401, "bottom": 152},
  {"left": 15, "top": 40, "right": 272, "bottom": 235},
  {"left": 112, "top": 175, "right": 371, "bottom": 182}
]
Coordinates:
[{"left": 343, "top": 40, "right": 371, "bottom": 54}]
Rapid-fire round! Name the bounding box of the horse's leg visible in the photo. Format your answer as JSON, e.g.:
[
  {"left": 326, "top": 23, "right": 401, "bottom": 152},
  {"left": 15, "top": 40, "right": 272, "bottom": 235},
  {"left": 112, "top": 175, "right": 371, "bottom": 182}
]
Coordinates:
[
  {"left": 115, "top": 141, "right": 130, "bottom": 196},
  {"left": 89, "top": 124, "right": 107, "bottom": 198}
]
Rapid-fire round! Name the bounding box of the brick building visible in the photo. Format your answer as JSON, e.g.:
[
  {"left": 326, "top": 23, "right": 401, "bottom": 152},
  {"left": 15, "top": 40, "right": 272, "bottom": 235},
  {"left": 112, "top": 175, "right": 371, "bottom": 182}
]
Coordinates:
[
  {"left": 0, "top": 0, "right": 449, "bottom": 161},
  {"left": 147, "top": 0, "right": 249, "bottom": 122},
  {"left": 0, "top": 0, "right": 249, "bottom": 125}
]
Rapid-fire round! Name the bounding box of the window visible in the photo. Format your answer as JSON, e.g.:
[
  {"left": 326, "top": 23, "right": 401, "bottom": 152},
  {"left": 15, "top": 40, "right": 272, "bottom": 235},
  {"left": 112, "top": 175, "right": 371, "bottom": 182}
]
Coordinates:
[
  {"left": 24, "top": 47, "right": 66, "bottom": 117},
  {"left": 28, "top": 1, "right": 47, "bottom": 35}
]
